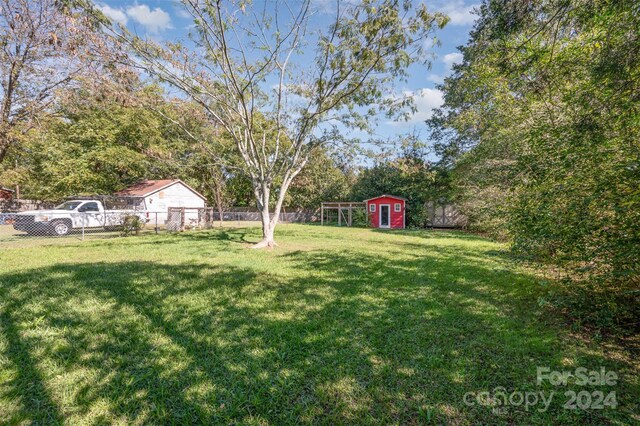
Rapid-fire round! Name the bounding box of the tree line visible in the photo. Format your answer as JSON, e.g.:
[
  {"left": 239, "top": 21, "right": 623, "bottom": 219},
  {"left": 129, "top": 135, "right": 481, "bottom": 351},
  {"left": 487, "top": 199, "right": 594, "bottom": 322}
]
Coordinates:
[
  {"left": 1, "top": 0, "right": 450, "bottom": 247},
  {"left": 1, "top": 77, "right": 445, "bottom": 222},
  {"left": 428, "top": 0, "right": 639, "bottom": 333}
]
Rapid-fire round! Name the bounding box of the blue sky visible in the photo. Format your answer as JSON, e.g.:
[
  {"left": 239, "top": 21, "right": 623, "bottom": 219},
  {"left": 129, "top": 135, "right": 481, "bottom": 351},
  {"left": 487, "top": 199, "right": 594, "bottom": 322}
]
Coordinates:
[{"left": 98, "top": 0, "right": 479, "bottom": 148}]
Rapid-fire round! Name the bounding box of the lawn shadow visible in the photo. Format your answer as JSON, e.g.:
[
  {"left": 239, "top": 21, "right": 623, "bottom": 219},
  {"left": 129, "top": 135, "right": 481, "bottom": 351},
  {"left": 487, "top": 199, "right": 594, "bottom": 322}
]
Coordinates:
[
  {"left": 0, "top": 301, "right": 64, "bottom": 425},
  {"left": 0, "top": 241, "right": 637, "bottom": 424},
  {"left": 177, "top": 228, "right": 257, "bottom": 244},
  {"left": 371, "top": 227, "right": 488, "bottom": 242}
]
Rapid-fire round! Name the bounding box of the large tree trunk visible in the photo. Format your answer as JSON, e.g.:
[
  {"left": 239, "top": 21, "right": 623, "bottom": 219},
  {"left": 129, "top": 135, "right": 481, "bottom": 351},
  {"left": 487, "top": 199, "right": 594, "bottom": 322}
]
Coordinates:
[
  {"left": 0, "top": 132, "right": 11, "bottom": 164},
  {"left": 251, "top": 168, "right": 301, "bottom": 249},
  {"left": 253, "top": 207, "right": 277, "bottom": 248},
  {"left": 253, "top": 189, "right": 279, "bottom": 249},
  {"left": 210, "top": 174, "right": 225, "bottom": 228},
  {"left": 217, "top": 202, "right": 224, "bottom": 228}
]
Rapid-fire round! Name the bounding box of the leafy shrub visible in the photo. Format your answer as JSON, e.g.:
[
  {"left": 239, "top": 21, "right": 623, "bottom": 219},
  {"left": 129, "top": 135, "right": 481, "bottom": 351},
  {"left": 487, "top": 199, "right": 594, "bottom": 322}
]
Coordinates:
[
  {"left": 543, "top": 277, "right": 640, "bottom": 336},
  {"left": 120, "top": 215, "right": 144, "bottom": 237},
  {"left": 351, "top": 208, "right": 369, "bottom": 227}
]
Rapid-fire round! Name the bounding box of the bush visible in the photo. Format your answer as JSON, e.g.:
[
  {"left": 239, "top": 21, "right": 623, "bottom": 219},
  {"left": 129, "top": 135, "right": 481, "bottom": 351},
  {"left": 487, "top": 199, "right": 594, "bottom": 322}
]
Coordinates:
[
  {"left": 543, "top": 277, "right": 640, "bottom": 336},
  {"left": 120, "top": 215, "right": 144, "bottom": 237},
  {"left": 351, "top": 208, "right": 369, "bottom": 227}
]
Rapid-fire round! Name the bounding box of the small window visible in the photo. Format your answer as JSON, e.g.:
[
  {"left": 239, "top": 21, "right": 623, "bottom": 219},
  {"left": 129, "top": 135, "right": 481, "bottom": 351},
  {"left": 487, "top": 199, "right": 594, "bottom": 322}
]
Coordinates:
[
  {"left": 369, "top": 204, "right": 376, "bottom": 212},
  {"left": 80, "top": 202, "right": 99, "bottom": 212},
  {"left": 55, "top": 201, "right": 82, "bottom": 211},
  {"left": 394, "top": 203, "right": 401, "bottom": 212}
]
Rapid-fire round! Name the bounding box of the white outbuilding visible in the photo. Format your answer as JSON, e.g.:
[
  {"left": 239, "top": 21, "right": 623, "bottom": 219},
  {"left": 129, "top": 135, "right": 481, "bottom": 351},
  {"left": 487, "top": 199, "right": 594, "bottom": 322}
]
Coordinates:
[{"left": 116, "top": 179, "right": 206, "bottom": 225}]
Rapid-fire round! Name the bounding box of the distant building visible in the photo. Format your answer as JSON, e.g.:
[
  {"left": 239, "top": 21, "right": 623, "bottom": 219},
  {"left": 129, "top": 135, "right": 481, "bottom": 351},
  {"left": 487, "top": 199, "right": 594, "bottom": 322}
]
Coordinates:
[
  {"left": 365, "top": 195, "right": 406, "bottom": 229},
  {"left": 116, "top": 179, "right": 206, "bottom": 224},
  {"left": 0, "top": 187, "right": 14, "bottom": 201}
]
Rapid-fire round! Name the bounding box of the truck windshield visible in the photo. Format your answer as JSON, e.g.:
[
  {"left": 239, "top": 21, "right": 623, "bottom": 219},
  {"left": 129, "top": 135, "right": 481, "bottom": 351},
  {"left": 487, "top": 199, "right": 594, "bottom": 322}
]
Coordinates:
[{"left": 54, "top": 201, "right": 83, "bottom": 211}]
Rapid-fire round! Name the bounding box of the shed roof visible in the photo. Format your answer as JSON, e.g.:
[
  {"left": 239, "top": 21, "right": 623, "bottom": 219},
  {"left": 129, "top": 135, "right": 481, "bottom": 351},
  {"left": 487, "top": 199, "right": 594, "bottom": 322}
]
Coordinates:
[
  {"left": 0, "top": 187, "right": 15, "bottom": 193},
  {"left": 363, "top": 194, "right": 407, "bottom": 202},
  {"left": 115, "top": 179, "right": 206, "bottom": 200}
]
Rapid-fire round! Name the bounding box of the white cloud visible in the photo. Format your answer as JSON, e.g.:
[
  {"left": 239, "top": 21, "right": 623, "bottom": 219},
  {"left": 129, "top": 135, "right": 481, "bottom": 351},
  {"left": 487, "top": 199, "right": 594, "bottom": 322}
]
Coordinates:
[
  {"left": 99, "top": 4, "right": 128, "bottom": 26},
  {"left": 126, "top": 4, "right": 173, "bottom": 33},
  {"left": 411, "top": 88, "right": 444, "bottom": 119},
  {"left": 427, "top": 73, "right": 445, "bottom": 84},
  {"left": 174, "top": 6, "right": 192, "bottom": 19},
  {"left": 442, "top": 52, "right": 463, "bottom": 68},
  {"left": 436, "top": 1, "right": 479, "bottom": 26},
  {"left": 390, "top": 88, "right": 444, "bottom": 126}
]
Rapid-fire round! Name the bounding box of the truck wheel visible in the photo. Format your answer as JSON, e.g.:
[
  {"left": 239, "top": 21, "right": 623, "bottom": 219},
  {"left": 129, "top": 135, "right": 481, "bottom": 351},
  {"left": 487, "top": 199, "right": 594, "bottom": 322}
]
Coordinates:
[{"left": 51, "top": 220, "right": 71, "bottom": 236}]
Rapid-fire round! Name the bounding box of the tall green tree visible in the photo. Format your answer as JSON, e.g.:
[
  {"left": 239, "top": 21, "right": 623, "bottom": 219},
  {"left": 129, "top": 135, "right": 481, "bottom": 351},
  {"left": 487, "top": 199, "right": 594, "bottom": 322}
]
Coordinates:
[
  {"left": 285, "top": 148, "right": 353, "bottom": 210},
  {"left": 428, "top": 0, "right": 640, "bottom": 330},
  {"left": 0, "top": 0, "right": 123, "bottom": 164},
  {"left": 3, "top": 84, "right": 213, "bottom": 201}
]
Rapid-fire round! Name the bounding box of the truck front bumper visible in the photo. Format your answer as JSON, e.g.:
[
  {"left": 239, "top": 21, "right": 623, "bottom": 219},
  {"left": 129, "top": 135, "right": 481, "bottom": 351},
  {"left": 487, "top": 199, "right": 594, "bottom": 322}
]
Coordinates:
[{"left": 13, "top": 219, "right": 53, "bottom": 234}]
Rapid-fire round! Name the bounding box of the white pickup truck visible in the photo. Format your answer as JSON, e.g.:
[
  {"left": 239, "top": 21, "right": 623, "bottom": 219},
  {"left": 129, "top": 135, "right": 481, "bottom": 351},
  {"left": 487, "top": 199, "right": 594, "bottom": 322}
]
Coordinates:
[{"left": 13, "top": 200, "right": 147, "bottom": 236}]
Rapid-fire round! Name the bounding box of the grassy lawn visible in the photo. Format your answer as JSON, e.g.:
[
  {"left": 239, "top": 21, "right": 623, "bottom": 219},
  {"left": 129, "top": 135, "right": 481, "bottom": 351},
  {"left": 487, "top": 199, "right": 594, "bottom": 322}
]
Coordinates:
[{"left": 0, "top": 225, "right": 637, "bottom": 425}]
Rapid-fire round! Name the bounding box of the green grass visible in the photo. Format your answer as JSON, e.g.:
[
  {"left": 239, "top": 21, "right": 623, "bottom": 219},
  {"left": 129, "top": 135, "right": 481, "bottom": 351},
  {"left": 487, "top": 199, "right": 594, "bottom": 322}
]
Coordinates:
[{"left": 0, "top": 224, "right": 637, "bottom": 425}]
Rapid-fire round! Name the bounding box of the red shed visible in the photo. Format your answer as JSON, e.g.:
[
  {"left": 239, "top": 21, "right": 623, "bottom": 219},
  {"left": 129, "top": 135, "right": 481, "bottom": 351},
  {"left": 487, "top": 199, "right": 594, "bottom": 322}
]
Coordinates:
[{"left": 365, "top": 194, "right": 406, "bottom": 229}]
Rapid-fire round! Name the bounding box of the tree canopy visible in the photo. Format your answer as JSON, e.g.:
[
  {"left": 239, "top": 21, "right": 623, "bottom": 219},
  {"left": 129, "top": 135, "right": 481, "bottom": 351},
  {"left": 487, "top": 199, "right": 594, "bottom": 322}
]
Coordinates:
[
  {"left": 0, "top": 0, "right": 124, "bottom": 164},
  {"left": 428, "top": 0, "right": 640, "bottom": 331}
]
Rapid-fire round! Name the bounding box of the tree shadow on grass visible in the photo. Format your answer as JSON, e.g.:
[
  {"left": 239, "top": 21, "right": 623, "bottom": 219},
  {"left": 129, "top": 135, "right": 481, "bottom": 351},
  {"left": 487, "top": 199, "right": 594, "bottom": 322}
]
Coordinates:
[
  {"left": 178, "top": 228, "right": 257, "bottom": 244},
  {"left": 0, "top": 304, "right": 64, "bottom": 425},
  {"left": 371, "top": 228, "right": 488, "bottom": 241},
  {"left": 0, "top": 247, "right": 637, "bottom": 424}
]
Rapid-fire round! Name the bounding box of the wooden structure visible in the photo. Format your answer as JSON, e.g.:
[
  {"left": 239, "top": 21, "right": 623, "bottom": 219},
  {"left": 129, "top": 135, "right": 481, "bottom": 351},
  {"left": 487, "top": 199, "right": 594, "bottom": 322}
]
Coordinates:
[
  {"left": 425, "top": 202, "right": 466, "bottom": 228},
  {"left": 321, "top": 197, "right": 465, "bottom": 229},
  {"left": 365, "top": 195, "right": 406, "bottom": 229},
  {"left": 0, "top": 187, "right": 14, "bottom": 201},
  {"left": 320, "top": 202, "right": 365, "bottom": 227}
]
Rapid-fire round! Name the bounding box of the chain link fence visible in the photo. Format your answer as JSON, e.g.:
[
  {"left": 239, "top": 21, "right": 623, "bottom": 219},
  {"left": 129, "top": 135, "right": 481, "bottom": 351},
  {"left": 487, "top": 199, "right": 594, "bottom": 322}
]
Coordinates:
[
  {"left": 211, "top": 210, "right": 317, "bottom": 223},
  {"left": 0, "top": 205, "right": 319, "bottom": 245},
  {"left": 0, "top": 210, "right": 149, "bottom": 241},
  {"left": 163, "top": 207, "right": 318, "bottom": 230},
  {"left": 1, "top": 201, "right": 465, "bottom": 245}
]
